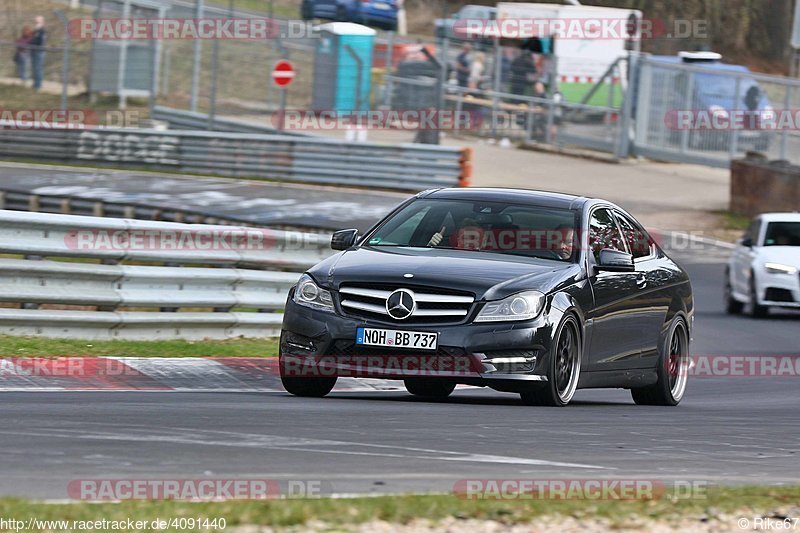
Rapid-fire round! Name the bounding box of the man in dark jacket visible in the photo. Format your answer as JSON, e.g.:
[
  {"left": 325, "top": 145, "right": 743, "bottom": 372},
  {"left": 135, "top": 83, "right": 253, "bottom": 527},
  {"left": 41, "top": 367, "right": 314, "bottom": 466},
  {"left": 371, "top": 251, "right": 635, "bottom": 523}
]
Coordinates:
[
  {"left": 30, "top": 16, "right": 46, "bottom": 91},
  {"left": 455, "top": 43, "right": 472, "bottom": 88},
  {"left": 509, "top": 51, "right": 536, "bottom": 96}
]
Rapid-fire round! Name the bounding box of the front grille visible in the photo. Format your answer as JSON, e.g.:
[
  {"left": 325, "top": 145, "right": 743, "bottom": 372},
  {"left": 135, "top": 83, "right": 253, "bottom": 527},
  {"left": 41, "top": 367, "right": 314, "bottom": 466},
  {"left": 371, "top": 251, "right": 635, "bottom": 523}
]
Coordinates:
[
  {"left": 338, "top": 283, "right": 475, "bottom": 324},
  {"left": 765, "top": 287, "right": 795, "bottom": 303}
]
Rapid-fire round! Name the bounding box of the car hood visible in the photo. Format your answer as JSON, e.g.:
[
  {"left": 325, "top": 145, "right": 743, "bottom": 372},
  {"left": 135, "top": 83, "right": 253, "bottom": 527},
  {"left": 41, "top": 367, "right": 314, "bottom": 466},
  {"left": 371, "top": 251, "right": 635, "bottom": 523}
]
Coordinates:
[
  {"left": 308, "top": 246, "right": 583, "bottom": 301},
  {"left": 757, "top": 246, "right": 800, "bottom": 266}
]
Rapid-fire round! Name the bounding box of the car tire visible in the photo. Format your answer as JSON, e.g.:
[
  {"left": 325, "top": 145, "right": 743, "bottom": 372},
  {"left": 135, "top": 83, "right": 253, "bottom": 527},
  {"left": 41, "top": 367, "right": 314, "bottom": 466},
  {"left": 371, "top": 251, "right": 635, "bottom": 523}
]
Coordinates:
[
  {"left": 631, "top": 316, "right": 689, "bottom": 406},
  {"left": 724, "top": 269, "right": 744, "bottom": 314},
  {"left": 750, "top": 274, "right": 769, "bottom": 318},
  {"left": 404, "top": 378, "right": 456, "bottom": 400},
  {"left": 520, "top": 314, "right": 581, "bottom": 407},
  {"left": 279, "top": 352, "right": 337, "bottom": 398},
  {"left": 281, "top": 375, "right": 337, "bottom": 397}
]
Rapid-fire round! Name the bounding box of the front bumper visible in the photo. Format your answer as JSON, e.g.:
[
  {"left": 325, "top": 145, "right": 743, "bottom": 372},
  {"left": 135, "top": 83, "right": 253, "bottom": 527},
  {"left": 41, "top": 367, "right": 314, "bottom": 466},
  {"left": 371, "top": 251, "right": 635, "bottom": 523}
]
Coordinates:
[
  {"left": 280, "top": 297, "right": 555, "bottom": 387},
  {"left": 756, "top": 269, "right": 800, "bottom": 308}
]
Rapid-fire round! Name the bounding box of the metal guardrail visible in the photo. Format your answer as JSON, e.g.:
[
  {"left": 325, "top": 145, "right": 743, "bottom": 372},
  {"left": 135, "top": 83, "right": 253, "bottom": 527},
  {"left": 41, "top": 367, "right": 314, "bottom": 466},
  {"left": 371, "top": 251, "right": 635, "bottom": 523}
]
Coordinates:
[
  {"left": 0, "top": 125, "right": 472, "bottom": 191},
  {"left": 151, "top": 106, "right": 308, "bottom": 137},
  {"left": 0, "top": 210, "right": 334, "bottom": 340}
]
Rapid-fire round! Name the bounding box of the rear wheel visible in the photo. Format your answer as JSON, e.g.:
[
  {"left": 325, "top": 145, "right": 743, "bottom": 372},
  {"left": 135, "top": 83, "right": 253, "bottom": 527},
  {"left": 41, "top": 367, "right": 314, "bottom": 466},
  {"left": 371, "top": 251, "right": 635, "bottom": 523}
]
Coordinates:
[
  {"left": 631, "top": 317, "right": 689, "bottom": 406},
  {"left": 750, "top": 274, "right": 769, "bottom": 318},
  {"left": 404, "top": 378, "right": 456, "bottom": 400},
  {"left": 520, "top": 315, "right": 581, "bottom": 407},
  {"left": 724, "top": 269, "right": 744, "bottom": 314}
]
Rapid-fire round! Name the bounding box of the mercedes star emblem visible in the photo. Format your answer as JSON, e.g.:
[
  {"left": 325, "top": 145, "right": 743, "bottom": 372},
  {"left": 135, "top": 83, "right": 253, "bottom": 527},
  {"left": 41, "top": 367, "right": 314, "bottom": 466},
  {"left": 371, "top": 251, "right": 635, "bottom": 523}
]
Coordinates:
[{"left": 386, "top": 289, "right": 416, "bottom": 320}]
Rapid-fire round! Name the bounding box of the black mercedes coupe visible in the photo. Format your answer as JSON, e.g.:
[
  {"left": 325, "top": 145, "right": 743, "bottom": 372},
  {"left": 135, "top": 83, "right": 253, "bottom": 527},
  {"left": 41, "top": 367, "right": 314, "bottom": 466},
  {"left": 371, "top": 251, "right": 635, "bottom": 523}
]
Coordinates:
[{"left": 279, "top": 188, "right": 693, "bottom": 406}]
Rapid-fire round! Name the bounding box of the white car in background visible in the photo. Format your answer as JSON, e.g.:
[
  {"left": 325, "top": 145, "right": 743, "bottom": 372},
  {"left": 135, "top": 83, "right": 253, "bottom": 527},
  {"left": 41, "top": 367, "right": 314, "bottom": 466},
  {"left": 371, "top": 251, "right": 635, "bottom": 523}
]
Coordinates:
[{"left": 726, "top": 213, "right": 800, "bottom": 317}]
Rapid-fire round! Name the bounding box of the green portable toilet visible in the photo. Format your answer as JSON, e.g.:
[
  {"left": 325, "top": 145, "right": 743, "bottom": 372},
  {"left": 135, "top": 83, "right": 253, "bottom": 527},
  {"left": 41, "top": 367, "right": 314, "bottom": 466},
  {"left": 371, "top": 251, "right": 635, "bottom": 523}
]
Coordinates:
[{"left": 312, "top": 22, "right": 376, "bottom": 112}]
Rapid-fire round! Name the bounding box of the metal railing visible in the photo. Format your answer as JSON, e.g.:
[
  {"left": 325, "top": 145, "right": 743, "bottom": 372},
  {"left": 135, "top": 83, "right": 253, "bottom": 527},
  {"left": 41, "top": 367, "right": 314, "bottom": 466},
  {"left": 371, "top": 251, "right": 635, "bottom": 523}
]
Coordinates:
[
  {"left": 151, "top": 106, "right": 308, "bottom": 137},
  {"left": 0, "top": 126, "right": 471, "bottom": 191},
  {"left": 0, "top": 210, "right": 334, "bottom": 340}
]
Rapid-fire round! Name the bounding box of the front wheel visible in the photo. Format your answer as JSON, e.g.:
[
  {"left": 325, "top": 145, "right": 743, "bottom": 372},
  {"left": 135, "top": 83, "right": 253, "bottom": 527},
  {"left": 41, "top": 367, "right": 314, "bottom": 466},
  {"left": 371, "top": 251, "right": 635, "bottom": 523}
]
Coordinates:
[
  {"left": 520, "top": 314, "right": 581, "bottom": 406},
  {"left": 279, "top": 355, "right": 337, "bottom": 397},
  {"left": 631, "top": 317, "right": 689, "bottom": 406},
  {"left": 750, "top": 275, "right": 769, "bottom": 318},
  {"left": 725, "top": 269, "right": 744, "bottom": 314},
  {"left": 404, "top": 378, "right": 456, "bottom": 400}
]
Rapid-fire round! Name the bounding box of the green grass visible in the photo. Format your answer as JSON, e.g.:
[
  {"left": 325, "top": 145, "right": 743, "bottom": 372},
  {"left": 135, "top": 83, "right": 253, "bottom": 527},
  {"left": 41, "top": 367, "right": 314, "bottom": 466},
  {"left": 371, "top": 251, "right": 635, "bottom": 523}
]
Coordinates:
[
  {"left": 0, "top": 486, "right": 798, "bottom": 529},
  {"left": 715, "top": 210, "right": 752, "bottom": 232},
  {"left": 0, "top": 335, "right": 278, "bottom": 358}
]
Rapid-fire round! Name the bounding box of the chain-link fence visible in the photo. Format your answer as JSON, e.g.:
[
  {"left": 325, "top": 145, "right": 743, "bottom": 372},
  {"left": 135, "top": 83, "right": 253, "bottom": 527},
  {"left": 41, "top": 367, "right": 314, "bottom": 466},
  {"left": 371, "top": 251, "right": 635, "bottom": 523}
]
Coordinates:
[
  {"left": 5, "top": 2, "right": 800, "bottom": 169},
  {"left": 633, "top": 54, "right": 800, "bottom": 167}
]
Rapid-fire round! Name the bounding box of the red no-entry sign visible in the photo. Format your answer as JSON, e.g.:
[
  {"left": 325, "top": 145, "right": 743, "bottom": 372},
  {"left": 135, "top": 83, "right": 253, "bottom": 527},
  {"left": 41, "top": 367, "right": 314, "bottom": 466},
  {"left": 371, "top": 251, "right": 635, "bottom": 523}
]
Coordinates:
[{"left": 272, "top": 60, "right": 295, "bottom": 88}]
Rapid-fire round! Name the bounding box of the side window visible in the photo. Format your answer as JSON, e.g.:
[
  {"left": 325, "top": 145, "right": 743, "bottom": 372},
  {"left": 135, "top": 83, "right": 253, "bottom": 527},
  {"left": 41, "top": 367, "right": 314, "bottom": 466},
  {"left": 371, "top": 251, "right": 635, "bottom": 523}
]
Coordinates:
[
  {"left": 744, "top": 219, "right": 761, "bottom": 245},
  {"left": 615, "top": 212, "right": 653, "bottom": 260},
  {"left": 588, "top": 208, "right": 626, "bottom": 260}
]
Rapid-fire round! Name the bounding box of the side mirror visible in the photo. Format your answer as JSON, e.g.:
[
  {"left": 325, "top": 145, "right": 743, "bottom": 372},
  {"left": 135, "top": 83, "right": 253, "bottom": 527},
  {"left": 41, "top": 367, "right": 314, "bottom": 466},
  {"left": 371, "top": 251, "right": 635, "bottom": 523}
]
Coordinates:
[
  {"left": 331, "top": 229, "right": 359, "bottom": 251},
  {"left": 596, "top": 249, "right": 635, "bottom": 272},
  {"left": 740, "top": 236, "right": 753, "bottom": 248}
]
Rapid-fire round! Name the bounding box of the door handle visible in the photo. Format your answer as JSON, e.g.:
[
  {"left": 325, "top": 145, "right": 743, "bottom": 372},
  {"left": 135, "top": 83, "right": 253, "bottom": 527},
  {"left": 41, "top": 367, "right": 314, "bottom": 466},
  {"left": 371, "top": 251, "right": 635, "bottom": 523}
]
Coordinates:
[{"left": 635, "top": 273, "right": 647, "bottom": 289}]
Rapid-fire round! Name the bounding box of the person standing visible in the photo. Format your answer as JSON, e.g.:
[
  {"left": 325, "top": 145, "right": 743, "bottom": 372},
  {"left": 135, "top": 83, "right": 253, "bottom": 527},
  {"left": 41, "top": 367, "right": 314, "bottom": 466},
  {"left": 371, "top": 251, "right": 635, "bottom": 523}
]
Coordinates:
[
  {"left": 509, "top": 51, "right": 536, "bottom": 97},
  {"left": 455, "top": 43, "right": 472, "bottom": 88},
  {"left": 468, "top": 51, "right": 485, "bottom": 90},
  {"left": 13, "top": 26, "right": 33, "bottom": 83},
  {"left": 30, "top": 16, "right": 47, "bottom": 91}
]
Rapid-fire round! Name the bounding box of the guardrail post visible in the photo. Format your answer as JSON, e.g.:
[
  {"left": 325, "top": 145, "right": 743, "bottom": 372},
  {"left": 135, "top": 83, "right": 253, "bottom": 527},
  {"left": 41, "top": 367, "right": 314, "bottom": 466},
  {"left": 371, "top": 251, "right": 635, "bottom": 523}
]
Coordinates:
[
  {"left": 615, "top": 54, "right": 637, "bottom": 159},
  {"left": 729, "top": 77, "right": 742, "bottom": 159}
]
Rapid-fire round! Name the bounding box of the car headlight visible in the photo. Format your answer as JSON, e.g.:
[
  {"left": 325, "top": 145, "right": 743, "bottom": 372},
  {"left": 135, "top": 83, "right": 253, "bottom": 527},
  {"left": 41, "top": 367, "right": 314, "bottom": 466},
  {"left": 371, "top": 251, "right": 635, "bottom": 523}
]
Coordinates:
[
  {"left": 475, "top": 291, "right": 545, "bottom": 322},
  {"left": 764, "top": 262, "right": 798, "bottom": 275},
  {"left": 293, "top": 274, "right": 334, "bottom": 312}
]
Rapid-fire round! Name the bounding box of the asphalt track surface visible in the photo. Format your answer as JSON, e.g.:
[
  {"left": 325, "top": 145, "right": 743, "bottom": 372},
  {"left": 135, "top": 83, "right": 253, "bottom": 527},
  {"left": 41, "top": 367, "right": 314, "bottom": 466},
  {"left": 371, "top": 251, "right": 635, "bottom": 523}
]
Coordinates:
[
  {"left": 0, "top": 162, "right": 406, "bottom": 231},
  {"left": 0, "top": 242, "right": 798, "bottom": 499}
]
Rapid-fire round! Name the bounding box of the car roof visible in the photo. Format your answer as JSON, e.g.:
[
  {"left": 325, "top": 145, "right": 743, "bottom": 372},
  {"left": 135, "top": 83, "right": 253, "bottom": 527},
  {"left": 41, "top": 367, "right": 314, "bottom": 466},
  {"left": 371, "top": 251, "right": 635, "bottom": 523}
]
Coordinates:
[
  {"left": 649, "top": 56, "right": 752, "bottom": 74},
  {"left": 419, "top": 187, "right": 591, "bottom": 210},
  {"left": 757, "top": 213, "right": 800, "bottom": 223}
]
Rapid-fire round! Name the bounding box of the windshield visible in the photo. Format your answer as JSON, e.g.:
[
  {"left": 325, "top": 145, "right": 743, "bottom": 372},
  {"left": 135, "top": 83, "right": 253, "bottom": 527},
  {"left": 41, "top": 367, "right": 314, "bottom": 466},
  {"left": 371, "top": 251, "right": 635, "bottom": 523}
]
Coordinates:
[
  {"left": 365, "top": 198, "right": 578, "bottom": 262},
  {"left": 696, "top": 73, "right": 760, "bottom": 103},
  {"left": 763, "top": 221, "right": 800, "bottom": 247}
]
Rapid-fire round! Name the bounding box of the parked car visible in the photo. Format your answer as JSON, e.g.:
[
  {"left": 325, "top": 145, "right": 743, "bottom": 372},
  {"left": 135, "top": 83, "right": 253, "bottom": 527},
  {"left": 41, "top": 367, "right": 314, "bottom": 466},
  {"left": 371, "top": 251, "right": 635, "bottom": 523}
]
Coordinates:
[
  {"left": 301, "top": 0, "right": 399, "bottom": 31},
  {"left": 650, "top": 52, "right": 774, "bottom": 152},
  {"left": 279, "top": 188, "right": 694, "bottom": 407},
  {"left": 435, "top": 4, "right": 497, "bottom": 42},
  {"left": 725, "top": 212, "right": 800, "bottom": 317}
]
